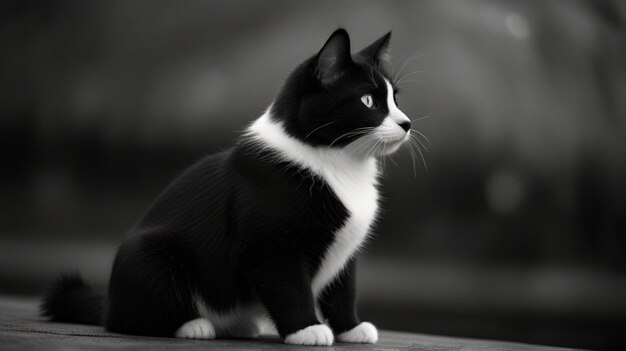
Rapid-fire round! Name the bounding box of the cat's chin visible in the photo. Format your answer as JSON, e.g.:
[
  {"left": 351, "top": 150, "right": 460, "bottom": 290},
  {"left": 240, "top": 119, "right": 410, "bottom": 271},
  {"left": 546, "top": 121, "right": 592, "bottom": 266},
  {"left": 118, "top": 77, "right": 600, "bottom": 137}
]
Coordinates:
[{"left": 375, "top": 129, "right": 411, "bottom": 157}]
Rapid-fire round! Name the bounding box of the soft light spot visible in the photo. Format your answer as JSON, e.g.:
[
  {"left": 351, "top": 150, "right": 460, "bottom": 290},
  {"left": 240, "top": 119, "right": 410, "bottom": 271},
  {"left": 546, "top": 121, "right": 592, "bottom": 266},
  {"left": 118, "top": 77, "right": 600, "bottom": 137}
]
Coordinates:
[{"left": 505, "top": 12, "right": 531, "bottom": 40}]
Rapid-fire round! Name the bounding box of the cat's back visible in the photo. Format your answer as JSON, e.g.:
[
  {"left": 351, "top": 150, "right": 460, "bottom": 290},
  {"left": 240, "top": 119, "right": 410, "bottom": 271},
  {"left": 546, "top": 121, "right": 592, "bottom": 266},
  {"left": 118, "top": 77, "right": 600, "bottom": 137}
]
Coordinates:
[{"left": 135, "top": 149, "right": 236, "bottom": 234}]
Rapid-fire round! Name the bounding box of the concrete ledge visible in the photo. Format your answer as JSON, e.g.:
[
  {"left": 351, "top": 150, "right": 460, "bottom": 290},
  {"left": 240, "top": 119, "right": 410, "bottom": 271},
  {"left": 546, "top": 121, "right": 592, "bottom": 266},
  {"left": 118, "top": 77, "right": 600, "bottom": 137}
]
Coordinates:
[{"left": 0, "top": 295, "right": 583, "bottom": 350}]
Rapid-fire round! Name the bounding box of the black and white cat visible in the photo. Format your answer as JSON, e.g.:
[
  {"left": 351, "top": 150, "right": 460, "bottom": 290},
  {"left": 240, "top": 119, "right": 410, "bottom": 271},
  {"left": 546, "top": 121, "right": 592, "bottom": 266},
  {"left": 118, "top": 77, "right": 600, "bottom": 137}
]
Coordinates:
[{"left": 42, "top": 28, "right": 412, "bottom": 346}]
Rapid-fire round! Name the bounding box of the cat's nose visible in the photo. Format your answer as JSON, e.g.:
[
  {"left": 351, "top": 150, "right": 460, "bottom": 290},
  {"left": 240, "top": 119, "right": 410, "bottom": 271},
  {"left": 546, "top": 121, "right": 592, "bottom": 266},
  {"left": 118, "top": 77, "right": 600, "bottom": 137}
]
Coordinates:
[{"left": 398, "top": 121, "right": 411, "bottom": 132}]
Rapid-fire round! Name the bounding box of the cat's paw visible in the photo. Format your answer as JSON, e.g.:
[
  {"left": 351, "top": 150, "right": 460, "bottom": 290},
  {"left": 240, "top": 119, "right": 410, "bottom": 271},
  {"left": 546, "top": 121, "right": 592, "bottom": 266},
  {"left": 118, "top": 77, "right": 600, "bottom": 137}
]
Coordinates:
[
  {"left": 337, "top": 322, "right": 378, "bottom": 344},
  {"left": 175, "top": 318, "right": 216, "bottom": 339},
  {"left": 284, "top": 324, "right": 334, "bottom": 346}
]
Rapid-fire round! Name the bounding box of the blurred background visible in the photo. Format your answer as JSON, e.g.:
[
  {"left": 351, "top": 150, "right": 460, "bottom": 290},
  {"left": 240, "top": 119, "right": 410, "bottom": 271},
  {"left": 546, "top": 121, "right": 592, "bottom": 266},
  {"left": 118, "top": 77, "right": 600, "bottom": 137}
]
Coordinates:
[{"left": 1, "top": 0, "right": 626, "bottom": 349}]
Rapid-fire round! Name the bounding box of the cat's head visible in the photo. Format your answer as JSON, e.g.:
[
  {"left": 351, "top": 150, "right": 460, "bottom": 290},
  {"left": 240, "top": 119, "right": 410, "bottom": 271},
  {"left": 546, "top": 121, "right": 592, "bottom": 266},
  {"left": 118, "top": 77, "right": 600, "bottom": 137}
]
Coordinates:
[{"left": 271, "top": 28, "right": 411, "bottom": 158}]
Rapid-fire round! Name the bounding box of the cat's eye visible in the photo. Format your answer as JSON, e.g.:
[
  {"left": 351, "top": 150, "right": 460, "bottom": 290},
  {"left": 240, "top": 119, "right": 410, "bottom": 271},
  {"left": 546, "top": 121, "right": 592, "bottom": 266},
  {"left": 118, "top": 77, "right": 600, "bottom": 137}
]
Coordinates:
[{"left": 361, "top": 94, "right": 375, "bottom": 109}]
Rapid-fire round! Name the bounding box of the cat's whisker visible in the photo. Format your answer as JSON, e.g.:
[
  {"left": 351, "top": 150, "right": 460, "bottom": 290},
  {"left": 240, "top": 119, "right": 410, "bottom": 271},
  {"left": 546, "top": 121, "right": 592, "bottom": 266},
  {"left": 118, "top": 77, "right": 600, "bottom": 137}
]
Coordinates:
[
  {"left": 305, "top": 121, "right": 336, "bottom": 140},
  {"left": 328, "top": 130, "right": 368, "bottom": 149},
  {"left": 358, "top": 139, "right": 372, "bottom": 158},
  {"left": 394, "top": 50, "right": 433, "bottom": 85},
  {"left": 411, "top": 134, "right": 428, "bottom": 171},
  {"left": 411, "top": 115, "right": 431, "bottom": 123},
  {"left": 343, "top": 133, "right": 372, "bottom": 158},
  {"left": 363, "top": 136, "right": 380, "bottom": 158},
  {"left": 344, "top": 136, "right": 362, "bottom": 156},
  {"left": 379, "top": 141, "right": 388, "bottom": 167},
  {"left": 396, "top": 79, "right": 426, "bottom": 87},
  {"left": 368, "top": 67, "right": 378, "bottom": 88},
  {"left": 396, "top": 71, "right": 430, "bottom": 86},
  {"left": 361, "top": 139, "right": 377, "bottom": 159},
  {"left": 406, "top": 137, "right": 418, "bottom": 178},
  {"left": 330, "top": 126, "right": 378, "bottom": 151},
  {"left": 393, "top": 50, "right": 423, "bottom": 83},
  {"left": 391, "top": 51, "right": 418, "bottom": 79},
  {"left": 379, "top": 141, "right": 387, "bottom": 169},
  {"left": 387, "top": 142, "right": 400, "bottom": 168},
  {"left": 362, "top": 137, "right": 381, "bottom": 159},
  {"left": 390, "top": 53, "right": 408, "bottom": 80},
  {"left": 361, "top": 141, "right": 374, "bottom": 159},
  {"left": 410, "top": 131, "right": 429, "bottom": 152},
  {"left": 410, "top": 128, "right": 432, "bottom": 146}
]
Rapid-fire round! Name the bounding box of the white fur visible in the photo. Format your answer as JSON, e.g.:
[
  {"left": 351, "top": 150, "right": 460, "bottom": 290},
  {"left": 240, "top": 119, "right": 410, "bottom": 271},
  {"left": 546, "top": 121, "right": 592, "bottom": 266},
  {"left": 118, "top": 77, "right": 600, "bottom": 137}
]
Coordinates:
[
  {"left": 384, "top": 79, "right": 410, "bottom": 126},
  {"left": 284, "top": 324, "right": 334, "bottom": 346},
  {"left": 373, "top": 116, "right": 408, "bottom": 155},
  {"left": 368, "top": 79, "right": 412, "bottom": 155},
  {"left": 247, "top": 112, "right": 379, "bottom": 297},
  {"left": 243, "top": 80, "right": 410, "bottom": 341},
  {"left": 337, "top": 321, "right": 378, "bottom": 343},
  {"left": 191, "top": 296, "right": 275, "bottom": 338},
  {"left": 175, "top": 318, "right": 216, "bottom": 339}
]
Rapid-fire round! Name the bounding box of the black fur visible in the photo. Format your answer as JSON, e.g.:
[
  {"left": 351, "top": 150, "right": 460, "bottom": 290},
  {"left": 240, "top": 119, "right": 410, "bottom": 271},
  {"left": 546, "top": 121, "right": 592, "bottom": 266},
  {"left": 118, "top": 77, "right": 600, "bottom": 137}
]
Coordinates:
[
  {"left": 41, "top": 273, "right": 104, "bottom": 325},
  {"left": 42, "top": 28, "right": 401, "bottom": 340},
  {"left": 273, "top": 29, "right": 398, "bottom": 147}
]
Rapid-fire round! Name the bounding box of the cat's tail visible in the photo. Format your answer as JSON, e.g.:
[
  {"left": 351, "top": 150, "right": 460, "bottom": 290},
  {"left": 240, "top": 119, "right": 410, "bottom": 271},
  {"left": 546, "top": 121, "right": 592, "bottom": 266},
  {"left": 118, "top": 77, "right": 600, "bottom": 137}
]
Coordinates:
[{"left": 41, "top": 272, "right": 105, "bottom": 326}]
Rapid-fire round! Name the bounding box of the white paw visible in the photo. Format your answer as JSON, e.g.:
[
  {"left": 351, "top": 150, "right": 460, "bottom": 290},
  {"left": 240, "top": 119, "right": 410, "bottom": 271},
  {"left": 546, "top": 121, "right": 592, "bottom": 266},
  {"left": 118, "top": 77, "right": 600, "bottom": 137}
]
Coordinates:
[
  {"left": 284, "top": 324, "right": 334, "bottom": 346},
  {"left": 337, "top": 322, "right": 378, "bottom": 344},
  {"left": 175, "top": 318, "right": 216, "bottom": 339}
]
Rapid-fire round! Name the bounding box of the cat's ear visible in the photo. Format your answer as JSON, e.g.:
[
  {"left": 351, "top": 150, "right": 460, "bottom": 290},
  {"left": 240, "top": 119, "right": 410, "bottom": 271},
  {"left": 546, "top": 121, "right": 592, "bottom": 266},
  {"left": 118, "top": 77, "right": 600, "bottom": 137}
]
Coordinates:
[
  {"left": 356, "top": 31, "right": 392, "bottom": 66},
  {"left": 315, "top": 29, "right": 352, "bottom": 86}
]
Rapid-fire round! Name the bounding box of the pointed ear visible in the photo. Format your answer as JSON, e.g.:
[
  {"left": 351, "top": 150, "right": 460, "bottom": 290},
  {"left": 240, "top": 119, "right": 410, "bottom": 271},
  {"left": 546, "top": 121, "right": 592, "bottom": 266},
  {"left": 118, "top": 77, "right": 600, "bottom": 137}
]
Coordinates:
[
  {"left": 356, "top": 31, "right": 391, "bottom": 65},
  {"left": 315, "top": 29, "right": 352, "bottom": 86}
]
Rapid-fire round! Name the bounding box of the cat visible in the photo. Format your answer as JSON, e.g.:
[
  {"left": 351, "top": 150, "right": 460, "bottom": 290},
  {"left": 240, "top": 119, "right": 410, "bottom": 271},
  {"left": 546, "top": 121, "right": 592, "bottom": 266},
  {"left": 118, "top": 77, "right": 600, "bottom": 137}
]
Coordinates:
[{"left": 42, "top": 28, "right": 412, "bottom": 346}]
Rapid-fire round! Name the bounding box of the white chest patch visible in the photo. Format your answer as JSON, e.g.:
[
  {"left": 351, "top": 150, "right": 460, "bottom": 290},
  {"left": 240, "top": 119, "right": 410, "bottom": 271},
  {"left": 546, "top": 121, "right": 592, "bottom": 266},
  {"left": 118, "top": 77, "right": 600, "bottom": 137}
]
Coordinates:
[{"left": 246, "top": 111, "right": 379, "bottom": 297}]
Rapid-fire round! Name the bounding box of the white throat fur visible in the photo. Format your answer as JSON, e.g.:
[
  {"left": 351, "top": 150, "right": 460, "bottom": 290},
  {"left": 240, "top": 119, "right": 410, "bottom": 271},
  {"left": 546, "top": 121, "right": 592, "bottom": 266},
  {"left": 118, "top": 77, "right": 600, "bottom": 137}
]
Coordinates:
[{"left": 246, "top": 111, "right": 380, "bottom": 296}]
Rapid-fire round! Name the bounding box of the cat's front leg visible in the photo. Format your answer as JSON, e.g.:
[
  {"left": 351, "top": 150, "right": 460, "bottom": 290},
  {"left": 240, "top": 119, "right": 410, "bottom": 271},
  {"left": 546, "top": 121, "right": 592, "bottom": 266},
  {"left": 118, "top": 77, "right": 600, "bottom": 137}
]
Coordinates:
[
  {"left": 318, "top": 259, "right": 378, "bottom": 344},
  {"left": 247, "top": 257, "right": 333, "bottom": 346}
]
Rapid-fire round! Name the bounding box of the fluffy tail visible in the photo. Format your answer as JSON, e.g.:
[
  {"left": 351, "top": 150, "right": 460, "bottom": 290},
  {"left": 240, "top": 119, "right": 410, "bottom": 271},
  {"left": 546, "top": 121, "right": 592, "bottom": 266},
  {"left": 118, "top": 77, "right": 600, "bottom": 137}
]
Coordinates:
[{"left": 41, "top": 273, "right": 105, "bottom": 325}]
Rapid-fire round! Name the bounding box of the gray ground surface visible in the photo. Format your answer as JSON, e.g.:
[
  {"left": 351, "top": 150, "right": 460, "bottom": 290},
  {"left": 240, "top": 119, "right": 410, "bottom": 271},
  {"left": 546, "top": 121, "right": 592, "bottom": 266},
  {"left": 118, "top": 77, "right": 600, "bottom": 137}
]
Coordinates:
[{"left": 0, "top": 295, "right": 583, "bottom": 351}]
